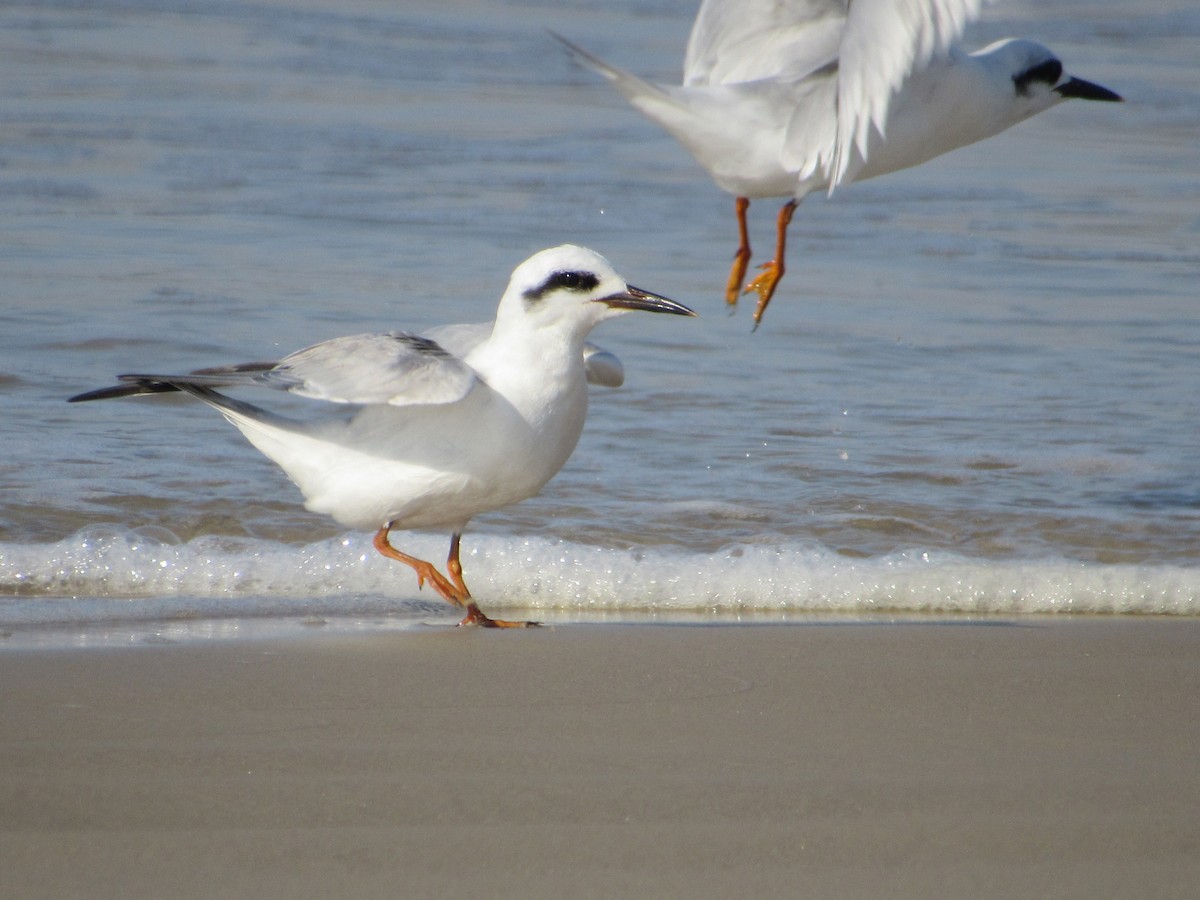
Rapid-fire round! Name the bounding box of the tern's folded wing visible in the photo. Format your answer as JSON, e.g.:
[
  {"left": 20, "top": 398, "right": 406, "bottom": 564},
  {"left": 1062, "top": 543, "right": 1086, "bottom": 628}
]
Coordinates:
[
  {"left": 69, "top": 332, "right": 479, "bottom": 407},
  {"left": 258, "top": 332, "right": 478, "bottom": 406}
]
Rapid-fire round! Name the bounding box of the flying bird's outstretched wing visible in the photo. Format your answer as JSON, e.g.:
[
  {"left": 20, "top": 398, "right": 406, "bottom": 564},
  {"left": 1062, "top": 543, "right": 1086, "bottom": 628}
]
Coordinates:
[{"left": 684, "top": 0, "right": 985, "bottom": 187}]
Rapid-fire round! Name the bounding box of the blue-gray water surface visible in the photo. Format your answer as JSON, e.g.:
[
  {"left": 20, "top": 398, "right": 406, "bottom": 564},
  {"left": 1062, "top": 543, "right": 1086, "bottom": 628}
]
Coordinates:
[{"left": 2, "top": 0, "right": 1198, "bottom": 632}]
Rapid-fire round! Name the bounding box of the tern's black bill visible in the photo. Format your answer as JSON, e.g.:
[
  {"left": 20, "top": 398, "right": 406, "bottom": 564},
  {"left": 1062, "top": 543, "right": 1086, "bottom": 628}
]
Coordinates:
[
  {"left": 1054, "top": 77, "right": 1122, "bottom": 102},
  {"left": 600, "top": 285, "right": 697, "bottom": 316}
]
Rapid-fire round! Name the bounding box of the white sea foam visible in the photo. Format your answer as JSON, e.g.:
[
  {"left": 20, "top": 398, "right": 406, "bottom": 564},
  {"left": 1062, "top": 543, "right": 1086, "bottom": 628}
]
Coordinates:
[{"left": 2, "top": 526, "right": 1196, "bottom": 630}]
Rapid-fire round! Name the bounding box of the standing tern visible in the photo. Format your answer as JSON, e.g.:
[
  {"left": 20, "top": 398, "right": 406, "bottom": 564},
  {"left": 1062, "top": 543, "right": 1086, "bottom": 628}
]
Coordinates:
[
  {"left": 554, "top": 0, "right": 1122, "bottom": 326},
  {"left": 69, "top": 245, "right": 696, "bottom": 628}
]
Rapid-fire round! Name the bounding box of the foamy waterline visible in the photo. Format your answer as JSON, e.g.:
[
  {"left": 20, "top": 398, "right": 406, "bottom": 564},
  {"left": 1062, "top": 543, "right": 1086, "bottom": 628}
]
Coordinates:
[{"left": 1, "top": 525, "right": 1196, "bottom": 628}]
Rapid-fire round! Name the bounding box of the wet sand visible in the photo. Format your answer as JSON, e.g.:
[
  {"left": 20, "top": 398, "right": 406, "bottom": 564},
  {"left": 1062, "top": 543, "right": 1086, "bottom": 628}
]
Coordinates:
[{"left": 2, "top": 618, "right": 1198, "bottom": 898}]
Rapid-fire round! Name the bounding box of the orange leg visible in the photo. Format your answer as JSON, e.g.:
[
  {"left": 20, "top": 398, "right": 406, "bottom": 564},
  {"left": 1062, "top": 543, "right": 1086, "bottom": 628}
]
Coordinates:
[
  {"left": 373, "top": 526, "right": 538, "bottom": 629},
  {"left": 444, "top": 532, "right": 537, "bottom": 629},
  {"left": 373, "top": 525, "right": 464, "bottom": 606},
  {"left": 723, "top": 196, "right": 752, "bottom": 309},
  {"left": 444, "top": 531, "right": 470, "bottom": 598},
  {"left": 743, "top": 199, "right": 798, "bottom": 328}
]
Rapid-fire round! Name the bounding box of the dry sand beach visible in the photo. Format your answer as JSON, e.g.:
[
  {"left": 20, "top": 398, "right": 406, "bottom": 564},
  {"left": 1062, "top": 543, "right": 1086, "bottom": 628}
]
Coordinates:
[{"left": 3, "top": 618, "right": 1198, "bottom": 898}]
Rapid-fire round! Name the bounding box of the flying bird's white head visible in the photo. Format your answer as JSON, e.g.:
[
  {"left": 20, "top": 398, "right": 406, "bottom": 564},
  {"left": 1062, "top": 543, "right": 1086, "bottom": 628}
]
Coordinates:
[{"left": 975, "top": 38, "right": 1123, "bottom": 123}]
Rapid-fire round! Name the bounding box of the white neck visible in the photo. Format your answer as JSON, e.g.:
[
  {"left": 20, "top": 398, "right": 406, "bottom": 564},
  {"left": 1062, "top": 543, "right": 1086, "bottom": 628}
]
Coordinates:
[
  {"left": 465, "top": 318, "right": 591, "bottom": 472},
  {"left": 855, "top": 48, "right": 1058, "bottom": 183}
]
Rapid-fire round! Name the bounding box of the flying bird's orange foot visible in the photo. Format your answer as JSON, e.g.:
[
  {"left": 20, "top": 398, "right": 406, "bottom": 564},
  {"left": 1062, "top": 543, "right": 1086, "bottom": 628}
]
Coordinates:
[
  {"left": 743, "top": 260, "right": 785, "bottom": 327},
  {"left": 724, "top": 196, "right": 753, "bottom": 310},
  {"left": 743, "top": 198, "right": 797, "bottom": 328},
  {"left": 458, "top": 602, "right": 541, "bottom": 629},
  {"left": 724, "top": 251, "right": 752, "bottom": 309}
]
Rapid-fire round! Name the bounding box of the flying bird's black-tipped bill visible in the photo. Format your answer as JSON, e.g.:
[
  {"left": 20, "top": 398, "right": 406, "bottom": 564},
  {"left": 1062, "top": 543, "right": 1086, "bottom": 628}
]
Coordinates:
[
  {"left": 600, "top": 285, "right": 697, "bottom": 316},
  {"left": 1054, "top": 77, "right": 1122, "bottom": 102}
]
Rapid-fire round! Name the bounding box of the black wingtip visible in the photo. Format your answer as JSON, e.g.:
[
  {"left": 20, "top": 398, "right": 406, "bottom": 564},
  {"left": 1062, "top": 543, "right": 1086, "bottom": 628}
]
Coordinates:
[
  {"left": 67, "top": 380, "right": 180, "bottom": 403},
  {"left": 68, "top": 386, "right": 127, "bottom": 403}
]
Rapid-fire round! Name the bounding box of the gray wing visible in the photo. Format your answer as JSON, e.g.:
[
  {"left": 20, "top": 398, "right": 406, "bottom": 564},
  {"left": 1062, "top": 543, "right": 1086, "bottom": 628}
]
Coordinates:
[
  {"left": 581, "top": 345, "right": 625, "bottom": 389},
  {"left": 829, "top": 0, "right": 983, "bottom": 184},
  {"left": 260, "top": 332, "right": 476, "bottom": 405},
  {"left": 69, "top": 332, "right": 478, "bottom": 407},
  {"left": 684, "top": 0, "right": 847, "bottom": 86},
  {"left": 685, "top": 0, "right": 983, "bottom": 187},
  {"left": 425, "top": 322, "right": 625, "bottom": 389},
  {"left": 421, "top": 322, "right": 494, "bottom": 357}
]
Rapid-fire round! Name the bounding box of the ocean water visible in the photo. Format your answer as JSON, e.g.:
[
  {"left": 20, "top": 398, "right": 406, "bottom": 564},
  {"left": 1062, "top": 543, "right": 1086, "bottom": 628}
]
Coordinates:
[{"left": 3, "top": 0, "right": 1198, "bottom": 638}]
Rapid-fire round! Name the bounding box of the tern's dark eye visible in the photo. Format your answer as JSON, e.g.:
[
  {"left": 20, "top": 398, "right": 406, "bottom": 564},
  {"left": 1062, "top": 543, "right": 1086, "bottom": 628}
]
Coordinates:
[
  {"left": 1013, "top": 58, "right": 1063, "bottom": 96},
  {"left": 524, "top": 269, "right": 600, "bottom": 301},
  {"left": 553, "top": 270, "right": 598, "bottom": 291}
]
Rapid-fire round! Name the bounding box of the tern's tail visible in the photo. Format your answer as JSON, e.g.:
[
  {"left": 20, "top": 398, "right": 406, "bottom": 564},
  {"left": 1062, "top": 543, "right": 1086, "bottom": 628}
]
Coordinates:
[
  {"left": 551, "top": 31, "right": 780, "bottom": 195},
  {"left": 550, "top": 31, "right": 683, "bottom": 115}
]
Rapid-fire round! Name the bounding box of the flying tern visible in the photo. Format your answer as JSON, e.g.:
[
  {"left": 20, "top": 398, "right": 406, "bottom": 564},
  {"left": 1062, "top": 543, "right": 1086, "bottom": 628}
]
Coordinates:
[{"left": 554, "top": 0, "right": 1121, "bottom": 325}]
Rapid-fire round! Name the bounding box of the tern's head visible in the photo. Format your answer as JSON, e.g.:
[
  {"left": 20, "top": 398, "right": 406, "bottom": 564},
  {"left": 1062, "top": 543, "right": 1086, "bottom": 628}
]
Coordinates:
[
  {"left": 977, "top": 38, "right": 1122, "bottom": 119},
  {"left": 496, "top": 244, "right": 695, "bottom": 340}
]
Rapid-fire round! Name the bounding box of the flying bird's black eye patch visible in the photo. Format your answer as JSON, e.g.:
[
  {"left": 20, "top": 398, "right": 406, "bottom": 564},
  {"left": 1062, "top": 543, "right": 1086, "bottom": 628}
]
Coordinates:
[
  {"left": 1013, "top": 58, "right": 1063, "bottom": 96},
  {"left": 524, "top": 270, "right": 600, "bottom": 301}
]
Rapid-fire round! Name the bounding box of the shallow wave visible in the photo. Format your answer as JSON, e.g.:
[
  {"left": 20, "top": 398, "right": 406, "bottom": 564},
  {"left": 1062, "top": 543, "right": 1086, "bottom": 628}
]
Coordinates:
[{"left": 1, "top": 525, "right": 1197, "bottom": 627}]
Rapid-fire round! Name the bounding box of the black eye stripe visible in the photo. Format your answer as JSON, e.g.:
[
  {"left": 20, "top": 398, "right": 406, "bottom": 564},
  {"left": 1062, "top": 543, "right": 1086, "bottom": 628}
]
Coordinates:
[
  {"left": 523, "top": 270, "right": 601, "bottom": 301},
  {"left": 1013, "top": 58, "right": 1063, "bottom": 96}
]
